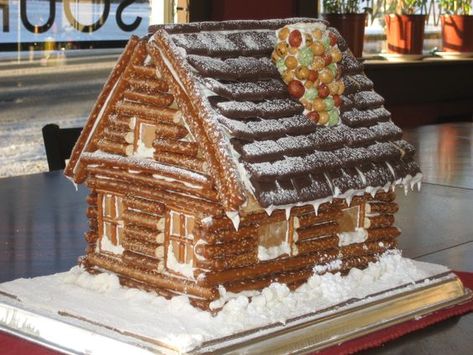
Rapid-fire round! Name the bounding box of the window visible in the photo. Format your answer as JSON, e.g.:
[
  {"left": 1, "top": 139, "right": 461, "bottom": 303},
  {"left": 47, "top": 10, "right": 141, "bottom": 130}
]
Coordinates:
[
  {"left": 1, "top": 2, "right": 151, "bottom": 179},
  {"left": 336, "top": 205, "right": 367, "bottom": 247},
  {"left": 166, "top": 211, "right": 195, "bottom": 277},
  {"left": 338, "top": 205, "right": 361, "bottom": 233},
  {"left": 257, "top": 219, "right": 292, "bottom": 261},
  {"left": 133, "top": 119, "right": 156, "bottom": 157},
  {"left": 97, "top": 193, "right": 124, "bottom": 254}
]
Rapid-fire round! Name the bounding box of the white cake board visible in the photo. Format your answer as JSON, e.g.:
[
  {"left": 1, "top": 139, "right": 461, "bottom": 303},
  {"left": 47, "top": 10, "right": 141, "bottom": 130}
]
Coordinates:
[{"left": 0, "top": 259, "right": 471, "bottom": 354}]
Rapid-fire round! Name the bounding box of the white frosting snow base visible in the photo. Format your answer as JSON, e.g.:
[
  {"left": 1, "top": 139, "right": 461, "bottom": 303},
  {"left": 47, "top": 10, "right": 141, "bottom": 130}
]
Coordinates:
[{"left": 0, "top": 251, "right": 450, "bottom": 353}]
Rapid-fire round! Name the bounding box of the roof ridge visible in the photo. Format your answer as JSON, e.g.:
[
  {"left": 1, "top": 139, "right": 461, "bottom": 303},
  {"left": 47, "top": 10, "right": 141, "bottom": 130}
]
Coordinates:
[{"left": 148, "top": 17, "right": 325, "bottom": 35}]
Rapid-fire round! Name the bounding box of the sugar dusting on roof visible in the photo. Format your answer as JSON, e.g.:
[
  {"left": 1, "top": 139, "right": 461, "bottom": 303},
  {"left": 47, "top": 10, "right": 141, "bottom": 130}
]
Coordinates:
[{"left": 149, "top": 18, "right": 421, "bottom": 210}]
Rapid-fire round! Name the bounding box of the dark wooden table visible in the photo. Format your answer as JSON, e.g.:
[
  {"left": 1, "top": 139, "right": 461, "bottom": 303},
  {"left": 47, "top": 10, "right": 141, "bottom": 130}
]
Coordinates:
[{"left": 1, "top": 123, "right": 472, "bottom": 354}]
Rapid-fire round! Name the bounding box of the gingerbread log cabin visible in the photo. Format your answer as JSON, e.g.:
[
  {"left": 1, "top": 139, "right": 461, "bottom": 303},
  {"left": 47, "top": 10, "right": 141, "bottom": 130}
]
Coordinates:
[{"left": 65, "top": 18, "right": 421, "bottom": 310}]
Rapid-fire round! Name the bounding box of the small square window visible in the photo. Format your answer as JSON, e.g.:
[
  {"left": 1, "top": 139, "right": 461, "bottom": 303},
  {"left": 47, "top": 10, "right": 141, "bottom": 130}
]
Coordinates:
[
  {"left": 336, "top": 205, "right": 368, "bottom": 247},
  {"left": 259, "top": 220, "right": 288, "bottom": 248},
  {"left": 166, "top": 211, "right": 195, "bottom": 277},
  {"left": 338, "top": 205, "right": 361, "bottom": 233},
  {"left": 257, "top": 219, "right": 291, "bottom": 261},
  {"left": 139, "top": 122, "right": 156, "bottom": 148}
]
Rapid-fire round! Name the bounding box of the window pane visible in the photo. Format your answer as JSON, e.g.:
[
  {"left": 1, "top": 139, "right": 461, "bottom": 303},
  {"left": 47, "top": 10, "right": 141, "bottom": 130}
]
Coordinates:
[
  {"left": 258, "top": 220, "right": 288, "bottom": 248},
  {"left": 338, "top": 205, "right": 361, "bottom": 233},
  {"left": 140, "top": 122, "right": 156, "bottom": 148},
  {"left": 115, "top": 196, "right": 123, "bottom": 217},
  {"left": 257, "top": 219, "right": 290, "bottom": 261},
  {"left": 171, "top": 240, "right": 181, "bottom": 262},
  {"left": 103, "top": 194, "right": 113, "bottom": 218},
  {"left": 185, "top": 215, "right": 195, "bottom": 237},
  {"left": 170, "top": 212, "right": 181, "bottom": 236},
  {"left": 103, "top": 222, "right": 112, "bottom": 240}
]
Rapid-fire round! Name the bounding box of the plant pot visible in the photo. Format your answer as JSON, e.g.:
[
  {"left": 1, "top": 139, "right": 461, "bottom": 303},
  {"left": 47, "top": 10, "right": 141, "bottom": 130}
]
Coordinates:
[
  {"left": 323, "top": 13, "right": 367, "bottom": 58},
  {"left": 385, "top": 14, "right": 426, "bottom": 55},
  {"left": 441, "top": 15, "right": 473, "bottom": 52}
]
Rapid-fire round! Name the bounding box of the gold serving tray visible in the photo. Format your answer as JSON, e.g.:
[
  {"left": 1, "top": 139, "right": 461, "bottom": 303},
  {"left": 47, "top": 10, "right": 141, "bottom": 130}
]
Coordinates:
[
  {"left": 0, "top": 272, "right": 471, "bottom": 354},
  {"left": 198, "top": 274, "right": 471, "bottom": 354}
]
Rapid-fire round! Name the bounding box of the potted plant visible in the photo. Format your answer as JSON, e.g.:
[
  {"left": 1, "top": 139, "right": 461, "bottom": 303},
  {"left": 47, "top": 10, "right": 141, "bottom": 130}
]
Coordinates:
[
  {"left": 384, "top": 0, "right": 428, "bottom": 55},
  {"left": 322, "top": 0, "right": 370, "bottom": 57},
  {"left": 439, "top": 0, "right": 473, "bottom": 52}
]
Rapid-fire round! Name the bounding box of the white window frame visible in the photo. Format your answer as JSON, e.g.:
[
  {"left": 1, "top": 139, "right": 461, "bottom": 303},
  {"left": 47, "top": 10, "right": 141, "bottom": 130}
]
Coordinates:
[
  {"left": 166, "top": 210, "right": 195, "bottom": 276},
  {"left": 97, "top": 193, "right": 124, "bottom": 254}
]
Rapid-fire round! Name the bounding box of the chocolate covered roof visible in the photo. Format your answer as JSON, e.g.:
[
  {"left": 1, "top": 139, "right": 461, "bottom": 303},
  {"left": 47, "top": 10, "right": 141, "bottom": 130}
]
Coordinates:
[{"left": 148, "top": 18, "right": 420, "bottom": 210}]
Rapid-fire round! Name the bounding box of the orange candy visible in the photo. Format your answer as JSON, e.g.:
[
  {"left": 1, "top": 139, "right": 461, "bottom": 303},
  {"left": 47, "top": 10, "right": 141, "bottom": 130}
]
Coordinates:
[
  {"left": 313, "top": 98, "right": 326, "bottom": 111},
  {"left": 331, "top": 48, "right": 342, "bottom": 63},
  {"left": 295, "top": 66, "right": 309, "bottom": 80},
  {"left": 278, "top": 27, "right": 290, "bottom": 40},
  {"left": 319, "top": 69, "right": 334, "bottom": 84},
  {"left": 285, "top": 56, "right": 298, "bottom": 70},
  {"left": 310, "top": 41, "right": 325, "bottom": 56},
  {"left": 275, "top": 42, "right": 288, "bottom": 57},
  {"left": 328, "top": 81, "right": 339, "bottom": 95},
  {"left": 319, "top": 111, "right": 330, "bottom": 125},
  {"left": 304, "top": 80, "right": 315, "bottom": 88}
]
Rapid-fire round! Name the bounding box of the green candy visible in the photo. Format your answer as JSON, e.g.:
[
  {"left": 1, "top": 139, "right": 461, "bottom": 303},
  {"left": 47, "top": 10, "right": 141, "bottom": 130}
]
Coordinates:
[
  {"left": 325, "top": 97, "right": 335, "bottom": 111},
  {"left": 328, "top": 63, "right": 337, "bottom": 76},
  {"left": 322, "top": 35, "right": 331, "bottom": 48},
  {"left": 276, "top": 59, "right": 287, "bottom": 74},
  {"left": 328, "top": 110, "right": 339, "bottom": 126},
  {"left": 304, "top": 87, "right": 318, "bottom": 100},
  {"left": 297, "top": 47, "right": 313, "bottom": 67}
]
